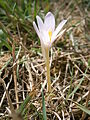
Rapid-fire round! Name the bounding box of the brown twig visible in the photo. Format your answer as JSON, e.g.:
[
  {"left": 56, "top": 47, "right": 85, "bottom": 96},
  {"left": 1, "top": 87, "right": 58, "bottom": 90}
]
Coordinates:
[
  {"left": 0, "top": 75, "right": 12, "bottom": 108},
  {"left": 0, "top": 78, "right": 23, "bottom": 120},
  {"left": 12, "top": 41, "right": 19, "bottom": 108}
]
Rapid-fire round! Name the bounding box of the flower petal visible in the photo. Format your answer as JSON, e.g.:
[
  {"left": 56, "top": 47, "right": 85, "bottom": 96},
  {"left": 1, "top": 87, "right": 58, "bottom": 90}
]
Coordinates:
[
  {"left": 52, "top": 20, "right": 67, "bottom": 39},
  {"left": 41, "top": 42, "right": 46, "bottom": 60},
  {"left": 36, "top": 15, "right": 44, "bottom": 32},
  {"left": 33, "top": 21, "right": 41, "bottom": 39},
  {"left": 41, "top": 30, "right": 51, "bottom": 47},
  {"left": 40, "top": 32, "right": 51, "bottom": 60},
  {"left": 33, "top": 21, "right": 51, "bottom": 48},
  {"left": 44, "top": 12, "right": 55, "bottom": 32},
  {"left": 51, "top": 29, "right": 66, "bottom": 43}
]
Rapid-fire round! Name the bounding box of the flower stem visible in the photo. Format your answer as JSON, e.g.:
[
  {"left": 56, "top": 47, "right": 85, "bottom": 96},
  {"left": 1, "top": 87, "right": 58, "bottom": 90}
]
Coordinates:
[{"left": 45, "top": 48, "right": 51, "bottom": 92}]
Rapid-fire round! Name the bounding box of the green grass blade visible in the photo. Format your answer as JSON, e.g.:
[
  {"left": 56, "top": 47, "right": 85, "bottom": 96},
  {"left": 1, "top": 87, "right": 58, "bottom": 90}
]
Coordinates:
[
  {"left": 75, "top": 102, "right": 90, "bottom": 115},
  {"left": 0, "top": 58, "right": 12, "bottom": 75},
  {"left": 42, "top": 89, "right": 47, "bottom": 120},
  {"left": 34, "top": 0, "right": 37, "bottom": 19},
  {"left": 17, "top": 95, "right": 31, "bottom": 115},
  {"left": 68, "top": 68, "right": 87, "bottom": 99},
  {"left": 2, "top": 39, "right": 12, "bottom": 52},
  {"left": 68, "top": 77, "right": 84, "bottom": 99}
]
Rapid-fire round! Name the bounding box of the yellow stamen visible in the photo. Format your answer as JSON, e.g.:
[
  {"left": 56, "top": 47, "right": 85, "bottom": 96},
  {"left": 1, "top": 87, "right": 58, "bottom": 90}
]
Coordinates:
[{"left": 48, "top": 30, "right": 52, "bottom": 42}]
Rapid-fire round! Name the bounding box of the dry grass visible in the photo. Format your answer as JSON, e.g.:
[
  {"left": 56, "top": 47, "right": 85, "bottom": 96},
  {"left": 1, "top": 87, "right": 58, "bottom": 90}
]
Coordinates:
[{"left": 0, "top": 0, "right": 90, "bottom": 120}]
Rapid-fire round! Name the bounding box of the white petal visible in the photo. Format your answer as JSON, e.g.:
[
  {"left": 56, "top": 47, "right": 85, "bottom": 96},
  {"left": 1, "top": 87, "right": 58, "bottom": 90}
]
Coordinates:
[
  {"left": 56, "top": 29, "right": 66, "bottom": 38},
  {"left": 41, "top": 42, "right": 46, "bottom": 60},
  {"left": 41, "top": 34, "right": 51, "bottom": 60},
  {"left": 36, "top": 15, "right": 44, "bottom": 32},
  {"left": 33, "top": 21, "right": 41, "bottom": 39},
  {"left": 52, "top": 20, "right": 67, "bottom": 38},
  {"left": 41, "top": 30, "right": 51, "bottom": 47},
  {"left": 44, "top": 12, "right": 55, "bottom": 32},
  {"left": 51, "top": 29, "right": 66, "bottom": 43}
]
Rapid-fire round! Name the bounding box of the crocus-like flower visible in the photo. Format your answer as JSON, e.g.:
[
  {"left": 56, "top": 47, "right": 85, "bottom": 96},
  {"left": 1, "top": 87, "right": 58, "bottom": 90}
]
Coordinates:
[
  {"left": 33, "top": 12, "right": 67, "bottom": 92},
  {"left": 33, "top": 12, "right": 67, "bottom": 60}
]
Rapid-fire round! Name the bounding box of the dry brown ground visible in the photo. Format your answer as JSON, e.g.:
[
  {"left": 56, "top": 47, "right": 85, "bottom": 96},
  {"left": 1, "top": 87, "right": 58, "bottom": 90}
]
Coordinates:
[{"left": 0, "top": 0, "right": 90, "bottom": 120}]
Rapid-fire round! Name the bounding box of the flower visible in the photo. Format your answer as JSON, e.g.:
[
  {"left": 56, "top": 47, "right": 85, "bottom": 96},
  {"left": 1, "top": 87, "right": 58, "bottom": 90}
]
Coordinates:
[
  {"left": 33, "top": 12, "right": 67, "bottom": 92},
  {"left": 33, "top": 12, "right": 67, "bottom": 59}
]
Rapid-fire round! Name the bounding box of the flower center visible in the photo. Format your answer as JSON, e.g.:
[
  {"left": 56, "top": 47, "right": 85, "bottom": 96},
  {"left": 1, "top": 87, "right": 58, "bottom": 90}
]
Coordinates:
[{"left": 48, "top": 30, "right": 52, "bottom": 42}]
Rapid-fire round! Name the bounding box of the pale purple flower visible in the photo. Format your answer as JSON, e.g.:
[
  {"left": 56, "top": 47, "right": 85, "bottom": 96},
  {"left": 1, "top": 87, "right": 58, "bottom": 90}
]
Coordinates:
[{"left": 33, "top": 12, "right": 67, "bottom": 59}]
